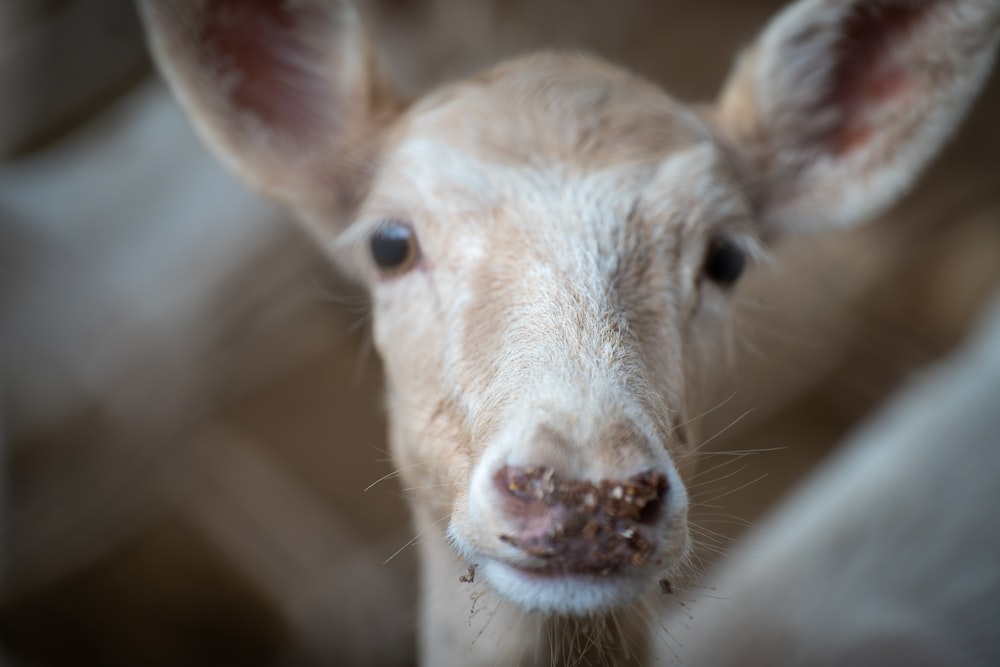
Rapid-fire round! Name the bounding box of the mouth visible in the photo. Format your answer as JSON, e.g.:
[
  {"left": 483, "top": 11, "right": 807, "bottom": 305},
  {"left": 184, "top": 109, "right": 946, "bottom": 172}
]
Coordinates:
[
  {"left": 496, "top": 518, "right": 661, "bottom": 577},
  {"left": 475, "top": 556, "right": 656, "bottom": 615},
  {"left": 451, "top": 463, "right": 688, "bottom": 615}
]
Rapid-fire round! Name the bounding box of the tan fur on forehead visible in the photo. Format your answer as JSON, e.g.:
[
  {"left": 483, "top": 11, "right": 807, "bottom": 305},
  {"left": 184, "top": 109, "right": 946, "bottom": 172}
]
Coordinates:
[{"left": 405, "top": 52, "right": 711, "bottom": 169}]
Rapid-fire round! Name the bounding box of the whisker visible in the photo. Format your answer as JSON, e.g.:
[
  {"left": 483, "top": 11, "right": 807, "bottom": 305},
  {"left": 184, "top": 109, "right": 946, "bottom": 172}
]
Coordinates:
[
  {"left": 364, "top": 462, "right": 426, "bottom": 492},
  {"left": 697, "top": 472, "right": 770, "bottom": 505},
  {"left": 365, "top": 441, "right": 395, "bottom": 459},
  {"left": 689, "top": 407, "right": 758, "bottom": 454},
  {"left": 609, "top": 610, "right": 629, "bottom": 663},
  {"left": 689, "top": 535, "right": 737, "bottom": 559},
  {"left": 652, "top": 610, "right": 685, "bottom": 664},
  {"left": 674, "top": 389, "right": 739, "bottom": 431},
  {"left": 689, "top": 513, "right": 755, "bottom": 530},
  {"left": 696, "top": 446, "right": 786, "bottom": 457},
  {"left": 686, "top": 462, "right": 751, "bottom": 490},
  {"left": 382, "top": 513, "right": 448, "bottom": 565},
  {"left": 687, "top": 447, "right": 774, "bottom": 481},
  {"left": 399, "top": 482, "right": 460, "bottom": 492},
  {"left": 689, "top": 524, "right": 741, "bottom": 547},
  {"left": 470, "top": 596, "right": 505, "bottom": 649}
]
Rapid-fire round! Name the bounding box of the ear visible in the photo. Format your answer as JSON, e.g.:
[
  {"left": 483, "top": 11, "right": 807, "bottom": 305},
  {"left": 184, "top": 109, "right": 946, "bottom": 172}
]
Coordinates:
[
  {"left": 139, "top": 0, "right": 402, "bottom": 223},
  {"left": 715, "top": 0, "right": 1000, "bottom": 235}
]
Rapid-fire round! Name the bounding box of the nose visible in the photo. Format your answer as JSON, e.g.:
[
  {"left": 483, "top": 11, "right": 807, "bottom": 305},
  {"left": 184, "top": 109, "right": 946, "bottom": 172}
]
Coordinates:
[{"left": 493, "top": 465, "right": 669, "bottom": 575}]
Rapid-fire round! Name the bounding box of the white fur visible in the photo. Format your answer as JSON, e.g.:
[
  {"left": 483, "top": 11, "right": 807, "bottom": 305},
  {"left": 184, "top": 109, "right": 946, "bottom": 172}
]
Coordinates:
[{"left": 140, "top": 0, "right": 1000, "bottom": 663}]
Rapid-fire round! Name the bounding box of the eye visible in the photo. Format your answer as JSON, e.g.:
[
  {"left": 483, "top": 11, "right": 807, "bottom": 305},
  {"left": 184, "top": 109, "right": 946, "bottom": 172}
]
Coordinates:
[
  {"left": 369, "top": 221, "right": 419, "bottom": 273},
  {"left": 702, "top": 236, "right": 746, "bottom": 287}
]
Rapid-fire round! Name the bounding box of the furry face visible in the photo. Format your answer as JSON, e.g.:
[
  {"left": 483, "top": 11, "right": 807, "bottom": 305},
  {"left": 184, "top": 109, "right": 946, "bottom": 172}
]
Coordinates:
[
  {"left": 141, "top": 0, "right": 999, "bottom": 663},
  {"left": 335, "top": 55, "right": 762, "bottom": 613}
]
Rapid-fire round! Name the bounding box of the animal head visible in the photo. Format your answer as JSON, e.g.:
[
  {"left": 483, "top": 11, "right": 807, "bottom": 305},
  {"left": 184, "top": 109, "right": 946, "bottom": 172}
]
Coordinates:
[{"left": 141, "top": 0, "right": 998, "bottom": 616}]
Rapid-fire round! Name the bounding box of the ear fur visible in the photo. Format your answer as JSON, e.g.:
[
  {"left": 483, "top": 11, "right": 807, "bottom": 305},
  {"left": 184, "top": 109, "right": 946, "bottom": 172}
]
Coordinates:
[
  {"left": 139, "top": 0, "right": 403, "bottom": 225},
  {"left": 716, "top": 0, "right": 1000, "bottom": 235}
]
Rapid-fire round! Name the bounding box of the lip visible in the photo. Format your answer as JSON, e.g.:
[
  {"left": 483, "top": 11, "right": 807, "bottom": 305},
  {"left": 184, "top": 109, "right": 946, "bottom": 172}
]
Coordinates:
[
  {"left": 476, "top": 557, "right": 652, "bottom": 615},
  {"left": 497, "top": 523, "right": 660, "bottom": 576},
  {"left": 494, "top": 552, "right": 653, "bottom": 579}
]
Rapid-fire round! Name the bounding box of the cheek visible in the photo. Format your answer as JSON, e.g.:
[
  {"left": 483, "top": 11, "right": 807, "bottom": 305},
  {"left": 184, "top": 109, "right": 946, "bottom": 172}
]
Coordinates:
[
  {"left": 372, "top": 280, "right": 475, "bottom": 490},
  {"left": 371, "top": 284, "right": 442, "bottom": 445},
  {"left": 371, "top": 279, "right": 439, "bottom": 381}
]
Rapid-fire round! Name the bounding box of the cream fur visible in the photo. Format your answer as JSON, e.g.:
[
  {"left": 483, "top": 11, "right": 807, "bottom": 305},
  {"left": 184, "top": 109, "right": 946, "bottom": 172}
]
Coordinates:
[{"left": 139, "top": 0, "right": 1000, "bottom": 663}]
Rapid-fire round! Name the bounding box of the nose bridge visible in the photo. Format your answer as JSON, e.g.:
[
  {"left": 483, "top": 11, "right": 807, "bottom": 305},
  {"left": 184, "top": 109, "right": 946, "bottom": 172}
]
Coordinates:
[
  {"left": 460, "top": 237, "right": 673, "bottom": 470},
  {"left": 461, "top": 219, "right": 648, "bottom": 382},
  {"left": 483, "top": 320, "right": 663, "bottom": 481},
  {"left": 497, "top": 395, "right": 664, "bottom": 484},
  {"left": 502, "top": 287, "right": 643, "bottom": 397}
]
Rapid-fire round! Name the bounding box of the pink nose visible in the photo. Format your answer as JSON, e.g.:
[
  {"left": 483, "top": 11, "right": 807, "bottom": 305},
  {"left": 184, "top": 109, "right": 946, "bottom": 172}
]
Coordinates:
[{"left": 493, "top": 466, "right": 668, "bottom": 575}]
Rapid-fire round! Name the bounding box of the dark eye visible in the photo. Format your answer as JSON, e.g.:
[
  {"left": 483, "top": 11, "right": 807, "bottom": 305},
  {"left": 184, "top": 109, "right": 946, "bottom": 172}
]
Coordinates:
[
  {"left": 370, "top": 221, "right": 419, "bottom": 273},
  {"left": 702, "top": 236, "right": 746, "bottom": 287}
]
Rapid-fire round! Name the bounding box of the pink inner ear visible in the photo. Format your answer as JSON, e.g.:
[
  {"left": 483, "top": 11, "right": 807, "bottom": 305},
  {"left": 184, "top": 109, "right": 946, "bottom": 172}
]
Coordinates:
[
  {"left": 826, "top": 1, "right": 924, "bottom": 155},
  {"left": 201, "top": 0, "right": 332, "bottom": 136}
]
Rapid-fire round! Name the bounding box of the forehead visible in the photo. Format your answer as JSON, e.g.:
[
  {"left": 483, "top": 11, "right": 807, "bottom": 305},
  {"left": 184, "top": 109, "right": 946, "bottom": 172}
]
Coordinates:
[
  {"left": 360, "top": 53, "right": 752, "bottom": 258},
  {"left": 399, "top": 52, "right": 710, "bottom": 169}
]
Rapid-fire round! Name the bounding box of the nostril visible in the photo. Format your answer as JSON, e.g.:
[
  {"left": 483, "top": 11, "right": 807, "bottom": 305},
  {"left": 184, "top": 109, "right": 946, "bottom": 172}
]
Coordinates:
[
  {"left": 495, "top": 466, "right": 667, "bottom": 503},
  {"left": 636, "top": 491, "right": 663, "bottom": 525},
  {"left": 494, "top": 466, "right": 668, "bottom": 517},
  {"left": 492, "top": 466, "right": 670, "bottom": 573},
  {"left": 495, "top": 465, "right": 556, "bottom": 502},
  {"left": 635, "top": 474, "right": 668, "bottom": 526}
]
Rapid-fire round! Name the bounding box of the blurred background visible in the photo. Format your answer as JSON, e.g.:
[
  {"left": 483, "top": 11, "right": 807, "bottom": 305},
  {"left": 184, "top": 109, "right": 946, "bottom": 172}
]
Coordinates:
[{"left": 1, "top": 1, "right": 998, "bottom": 665}]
